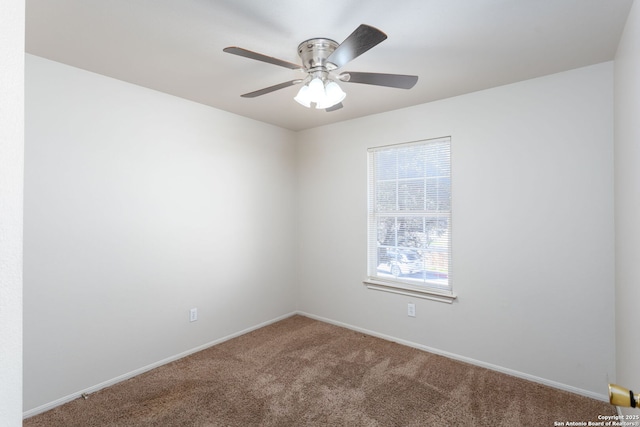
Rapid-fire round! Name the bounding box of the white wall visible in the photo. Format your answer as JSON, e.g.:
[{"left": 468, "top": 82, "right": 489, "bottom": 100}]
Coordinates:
[
  {"left": 0, "top": 0, "right": 24, "bottom": 425},
  {"left": 23, "top": 55, "right": 297, "bottom": 412},
  {"left": 297, "top": 62, "right": 615, "bottom": 398},
  {"left": 615, "top": 0, "right": 640, "bottom": 415}
]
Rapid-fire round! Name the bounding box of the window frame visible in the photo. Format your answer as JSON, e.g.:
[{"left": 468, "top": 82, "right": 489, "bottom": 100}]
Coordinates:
[{"left": 364, "top": 137, "right": 456, "bottom": 304}]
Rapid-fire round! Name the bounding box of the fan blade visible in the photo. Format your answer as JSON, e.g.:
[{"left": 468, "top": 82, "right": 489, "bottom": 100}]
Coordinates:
[
  {"left": 240, "top": 80, "right": 302, "bottom": 98},
  {"left": 340, "top": 72, "right": 418, "bottom": 89},
  {"left": 223, "top": 47, "right": 302, "bottom": 70},
  {"left": 327, "top": 24, "right": 387, "bottom": 68},
  {"left": 325, "top": 102, "right": 343, "bottom": 112}
]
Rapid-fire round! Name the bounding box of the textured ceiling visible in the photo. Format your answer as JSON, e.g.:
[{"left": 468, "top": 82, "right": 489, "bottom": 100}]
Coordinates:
[{"left": 26, "top": 0, "right": 634, "bottom": 131}]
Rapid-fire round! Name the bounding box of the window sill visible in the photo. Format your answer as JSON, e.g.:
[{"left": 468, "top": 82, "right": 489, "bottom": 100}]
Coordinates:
[{"left": 363, "top": 279, "right": 457, "bottom": 304}]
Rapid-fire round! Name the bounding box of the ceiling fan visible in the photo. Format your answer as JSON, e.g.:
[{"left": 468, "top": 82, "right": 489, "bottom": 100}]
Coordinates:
[{"left": 223, "top": 24, "right": 418, "bottom": 112}]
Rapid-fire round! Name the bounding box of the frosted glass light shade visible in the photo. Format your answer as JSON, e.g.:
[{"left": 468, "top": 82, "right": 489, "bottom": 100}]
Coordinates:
[
  {"left": 294, "top": 85, "right": 311, "bottom": 108},
  {"left": 308, "top": 77, "right": 324, "bottom": 103},
  {"left": 323, "top": 81, "right": 346, "bottom": 106}
]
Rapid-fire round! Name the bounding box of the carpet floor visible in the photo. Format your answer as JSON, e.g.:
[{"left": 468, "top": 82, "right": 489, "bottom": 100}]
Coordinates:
[{"left": 24, "top": 315, "right": 616, "bottom": 426}]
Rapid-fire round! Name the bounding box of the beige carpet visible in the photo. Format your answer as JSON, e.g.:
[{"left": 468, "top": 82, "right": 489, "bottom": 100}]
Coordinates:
[{"left": 25, "top": 315, "right": 615, "bottom": 426}]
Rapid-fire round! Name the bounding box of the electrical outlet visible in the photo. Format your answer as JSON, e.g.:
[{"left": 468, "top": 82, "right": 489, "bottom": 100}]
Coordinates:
[
  {"left": 407, "top": 303, "right": 416, "bottom": 317},
  {"left": 190, "top": 308, "right": 198, "bottom": 322}
]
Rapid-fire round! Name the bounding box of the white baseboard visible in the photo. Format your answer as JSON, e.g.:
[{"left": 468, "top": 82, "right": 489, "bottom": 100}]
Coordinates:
[
  {"left": 297, "top": 310, "right": 609, "bottom": 403},
  {"left": 23, "top": 311, "right": 297, "bottom": 419}
]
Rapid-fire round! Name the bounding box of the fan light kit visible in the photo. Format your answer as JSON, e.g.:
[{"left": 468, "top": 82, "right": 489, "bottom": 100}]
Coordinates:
[
  {"left": 294, "top": 77, "right": 346, "bottom": 109},
  {"left": 224, "top": 24, "right": 418, "bottom": 112}
]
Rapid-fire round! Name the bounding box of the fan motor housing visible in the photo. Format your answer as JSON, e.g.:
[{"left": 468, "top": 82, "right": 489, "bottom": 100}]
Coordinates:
[{"left": 297, "top": 38, "right": 339, "bottom": 72}]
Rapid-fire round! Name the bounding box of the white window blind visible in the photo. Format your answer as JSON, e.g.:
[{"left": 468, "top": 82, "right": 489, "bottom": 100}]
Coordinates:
[{"left": 366, "top": 137, "right": 454, "bottom": 301}]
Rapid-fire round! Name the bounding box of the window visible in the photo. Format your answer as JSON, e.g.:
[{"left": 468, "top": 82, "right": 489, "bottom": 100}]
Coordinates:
[{"left": 366, "top": 137, "right": 455, "bottom": 303}]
